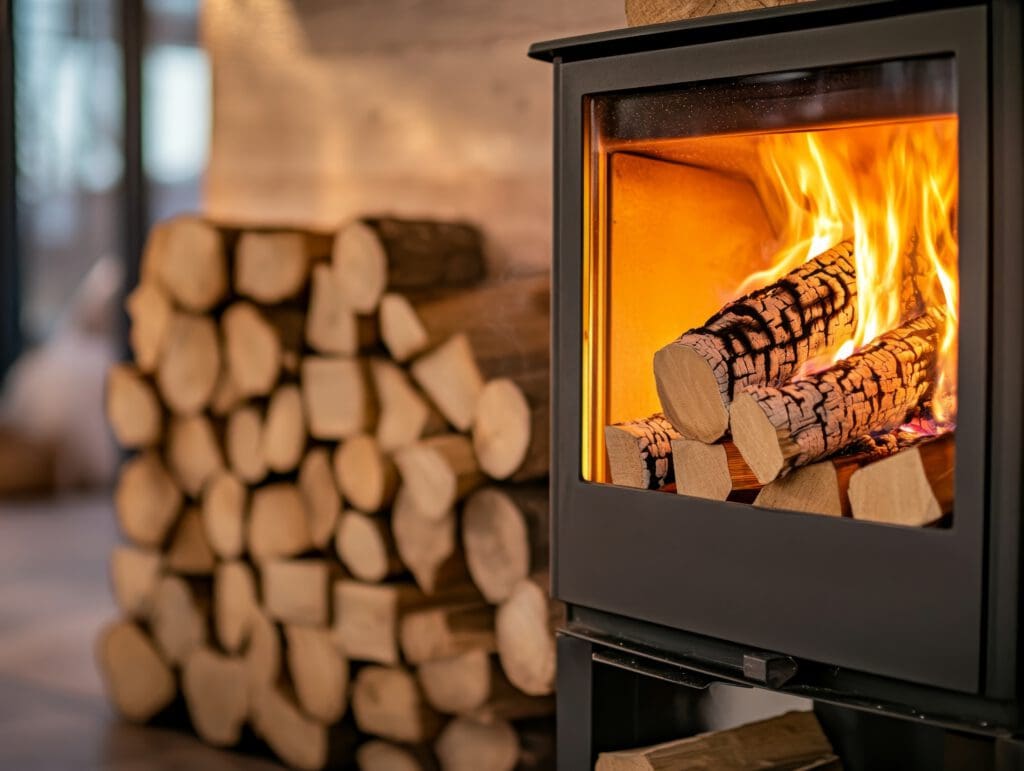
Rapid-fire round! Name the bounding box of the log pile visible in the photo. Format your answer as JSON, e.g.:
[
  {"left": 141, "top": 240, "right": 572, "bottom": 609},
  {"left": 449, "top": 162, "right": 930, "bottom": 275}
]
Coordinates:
[
  {"left": 100, "top": 215, "right": 558, "bottom": 770},
  {"left": 610, "top": 240, "right": 955, "bottom": 525}
]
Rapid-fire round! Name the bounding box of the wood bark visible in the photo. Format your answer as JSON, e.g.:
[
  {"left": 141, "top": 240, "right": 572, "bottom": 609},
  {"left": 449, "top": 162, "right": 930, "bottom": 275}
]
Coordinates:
[
  {"left": 672, "top": 438, "right": 760, "bottom": 502},
  {"left": 605, "top": 413, "right": 680, "bottom": 490},
  {"left": 201, "top": 471, "right": 247, "bottom": 559},
  {"left": 182, "top": 647, "right": 249, "bottom": 747},
  {"left": 462, "top": 485, "right": 547, "bottom": 604},
  {"left": 109, "top": 545, "right": 162, "bottom": 619},
  {"left": 731, "top": 313, "right": 939, "bottom": 484},
  {"left": 333, "top": 433, "right": 398, "bottom": 513},
  {"left": 145, "top": 215, "right": 228, "bottom": 312},
  {"left": 115, "top": 451, "right": 182, "bottom": 548},
  {"left": 156, "top": 311, "right": 221, "bottom": 414},
  {"left": 595, "top": 710, "right": 836, "bottom": 771},
  {"left": 654, "top": 241, "right": 857, "bottom": 442},
  {"left": 411, "top": 334, "right": 485, "bottom": 433},
  {"left": 235, "top": 229, "right": 329, "bottom": 304},
  {"left": 125, "top": 281, "right": 173, "bottom": 374},
  {"left": 166, "top": 413, "right": 225, "bottom": 498},
  {"left": 495, "top": 575, "right": 558, "bottom": 697},
  {"left": 351, "top": 665, "right": 443, "bottom": 744},
  {"left": 301, "top": 356, "right": 377, "bottom": 440},
  {"left": 435, "top": 717, "right": 519, "bottom": 771},
  {"left": 214, "top": 560, "right": 259, "bottom": 654},
  {"left": 166, "top": 506, "right": 216, "bottom": 575},
  {"left": 335, "top": 510, "right": 402, "bottom": 583},
  {"left": 848, "top": 432, "right": 954, "bottom": 527},
  {"left": 262, "top": 558, "right": 331, "bottom": 626},
  {"left": 262, "top": 383, "right": 307, "bottom": 474},
  {"left": 106, "top": 364, "right": 162, "bottom": 448},
  {"left": 225, "top": 404, "right": 268, "bottom": 484},
  {"left": 371, "top": 358, "right": 446, "bottom": 453},
  {"left": 96, "top": 620, "right": 177, "bottom": 722},
  {"left": 306, "top": 263, "right": 379, "bottom": 355},
  {"left": 399, "top": 600, "right": 496, "bottom": 664},
  {"left": 394, "top": 434, "right": 484, "bottom": 522},
  {"left": 247, "top": 483, "right": 313, "bottom": 561},
  {"left": 332, "top": 217, "right": 486, "bottom": 314},
  {"left": 284, "top": 624, "right": 349, "bottom": 723},
  {"left": 298, "top": 447, "right": 343, "bottom": 550}
]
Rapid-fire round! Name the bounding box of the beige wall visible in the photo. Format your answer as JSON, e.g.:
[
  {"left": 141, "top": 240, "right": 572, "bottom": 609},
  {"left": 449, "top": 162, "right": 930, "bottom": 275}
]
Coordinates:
[{"left": 201, "top": 0, "right": 624, "bottom": 275}]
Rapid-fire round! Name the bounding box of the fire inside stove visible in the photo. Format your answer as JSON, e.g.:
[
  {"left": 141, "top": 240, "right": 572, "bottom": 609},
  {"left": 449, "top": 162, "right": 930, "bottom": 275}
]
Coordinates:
[{"left": 583, "top": 58, "right": 958, "bottom": 527}]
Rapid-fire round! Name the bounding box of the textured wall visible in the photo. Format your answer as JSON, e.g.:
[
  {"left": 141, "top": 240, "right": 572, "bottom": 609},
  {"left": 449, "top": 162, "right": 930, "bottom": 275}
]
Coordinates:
[{"left": 201, "top": 0, "right": 624, "bottom": 275}]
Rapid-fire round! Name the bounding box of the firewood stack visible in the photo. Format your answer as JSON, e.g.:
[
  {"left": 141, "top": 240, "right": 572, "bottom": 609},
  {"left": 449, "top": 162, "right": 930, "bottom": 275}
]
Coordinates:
[
  {"left": 607, "top": 240, "right": 955, "bottom": 526},
  {"left": 100, "top": 215, "right": 558, "bottom": 770}
]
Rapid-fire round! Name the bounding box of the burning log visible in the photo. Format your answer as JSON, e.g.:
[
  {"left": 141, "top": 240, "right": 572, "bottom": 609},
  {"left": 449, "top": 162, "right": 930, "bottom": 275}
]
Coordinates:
[
  {"left": 654, "top": 241, "right": 857, "bottom": 442},
  {"left": 604, "top": 413, "right": 680, "bottom": 489},
  {"left": 849, "top": 432, "right": 954, "bottom": 526},
  {"left": 672, "top": 438, "right": 759, "bottom": 502},
  {"left": 731, "top": 314, "right": 938, "bottom": 483}
]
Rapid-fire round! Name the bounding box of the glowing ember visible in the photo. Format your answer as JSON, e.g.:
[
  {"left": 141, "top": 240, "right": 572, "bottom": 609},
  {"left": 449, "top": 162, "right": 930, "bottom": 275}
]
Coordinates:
[{"left": 735, "top": 118, "right": 959, "bottom": 428}]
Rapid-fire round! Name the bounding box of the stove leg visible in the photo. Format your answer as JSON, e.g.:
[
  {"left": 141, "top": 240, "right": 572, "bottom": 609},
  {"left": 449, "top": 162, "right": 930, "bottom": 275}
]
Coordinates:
[
  {"left": 995, "top": 736, "right": 1024, "bottom": 771},
  {"left": 557, "top": 633, "right": 595, "bottom": 771}
]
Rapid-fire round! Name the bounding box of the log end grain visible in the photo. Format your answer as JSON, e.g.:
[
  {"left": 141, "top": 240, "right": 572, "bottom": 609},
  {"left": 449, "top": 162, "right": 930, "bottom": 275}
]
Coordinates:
[
  {"left": 96, "top": 621, "right": 176, "bottom": 723},
  {"left": 495, "top": 578, "right": 556, "bottom": 697},
  {"left": 182, "top": 648, "right": 249, "bottom": 747},
  {"left": 462, "top": 487, "right": 530, "bottom": 604},
  {"left": 333, "top": 220, "right": 388, "bottom": 314},
  {"left": 729, "top": 390, "right": 787, "bottom": 484},
  {"left": 848, "top": 436, "right": 954, "bottom": 527},
  {"left": 672, "top": 439, "right": 731, "bottom": 501},
  {"left": 653, "top": 342, "right": 729, "bottom": 442},
  {"left": 754, "top": 462, "right": 844, "bottom": 517},
  {"left": 472, "top": 378, "right": 531, "bottom": 481},
  {"left": 435, "top": 717, "right": 519, "bottom": 771},
  {"left": 379, "top": 292, "right": 429, "bottom": 362}
]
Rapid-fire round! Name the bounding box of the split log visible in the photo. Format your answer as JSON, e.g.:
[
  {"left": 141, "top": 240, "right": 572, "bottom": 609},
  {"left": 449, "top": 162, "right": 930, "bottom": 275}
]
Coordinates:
[
  {"left": 495, "top": 575, "right": 557, "bottom": 696},
  {"left": 301, "top": 356, "right": 376, "bottom": 440},
  {"left": 251, "top": 685, "right": 329, "bottom": 771},
  {"left": 235, "top": 230, "right": 329, "bottom": 304},
  {"left": 605, "top": 414, "right": 680, "bottom": 490},
  {"left": 595, "top": 710, "right": 836, "bottom": 771},
  {"left": 351, "top": 665, "right": 443, "bottom": 744},
  {"left": 109, "top": 545, "right": 162, "bottom": 618},
  {"left": 331, "top": 580, "right": 480, "bottom": 665},
  {"left": 166, "top": 506, "right": 216, "bottom": 575},
  {"left": 209, "top": 366, "right": 244, "bottom": 417},
  {"left": 166, "top": 413, "right": 225, "bottom": 498},
  {"left": 298, "top": 447, "right": 342, "bottom": 549},
  {"left": 392, "top": 487, "right": 469, "bottom": 594},
  {"left": 248, "top": 483, "right": 313, "bottom": 561},
  {"left": 284, "top": 624, "right": 349, "bottom": 723},
  {"left": 262, "top": 383, "right": 306, "bottom": 473},
  {"left": 356, "top": 740, "right": 433, "bottom": 771},
  {"left": 182, "top": 647, "right": 249, "bottom": 747},
  {"left": 371, "top": 358, "right": 446, "bottom": 453},
  {"left": 394, "top": 434, "right": 484, "bottom": 522},
  {"left": 96, "top": 621, "right": 176, "bottom": 722},
  {"left": 221, "top": 302, "right": 282, "bottom": 399},
  {"left": 731, "top": 314, "right": 938, "bottom": 483},
  {"left": 106, "top": 364, "right": 162, "bottom": 448},
  {"left": 156, "top": 312, "right": 221, "bottom": 414},
  {"left": 379, "top": 292, "right": 429, "bottom": 362},
  {"left": 125, "top": 281, "right": 172, "bottom": 374},
  {"left": 654, "top": 241, "right": 857, "bottom": 442},
  {"left": 145, "top": 216, "right": 228, "bottom": 312},
  {"left": 333, "top": 434, "right": 398, "bottom": 513},
  {"left": 151, "top": 574, "right": 207, "bottom": 666},
  {"left": 462, "top": 485, "right": 548, "bottom": 604},
  {"left": 332, "top": 217, "right": 486, "bottom": 314},
  {"left": 262, "top": 559, "right": 331, "bottom": 626},
  {"left": 214, "top": 560, "right": 259, "bottom": 654},
  {"left": 418, "top": 649, "right": 551, "bottom": 720},
  {"left": 400, "top": 601, "right": 496, "bottom": 664},
  {"left": 411, "top": 334, "right": 485, "bottom": 432},
  {"left": 244, "top": 609, "right": 281, "bottom": 694},
  {"left": 115, "top": 451, "right": 182, "bottom": 547},
  {"left": 472, "top": 376, "right": 547, "bottom": 482},
  {"left": 335, "top": 510, "right": 402, "bottom": 583},
  {"left": 848, "top": 432, "right": 954, "bottom": 527},
  {"left": 435, "top": 717, "right": 519, "bottom": 771},
  {"left": 306, "top": 263, "right": 378, "bottom": 355},
  {"left": 672, "top": 438, "right": 759, "bottom": 502},
  {"left": 225, "top": 404, "right": 268, "bottom": 485},
  {"left": 201, "top": 471, "right": 247, "bottom": 559}
]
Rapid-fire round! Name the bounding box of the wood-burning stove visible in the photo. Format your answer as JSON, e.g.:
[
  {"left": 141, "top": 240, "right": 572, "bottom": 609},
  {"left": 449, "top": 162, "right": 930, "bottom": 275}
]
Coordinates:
[{"left": 530, "top": 1, "right": 1023, "bottom": 767}]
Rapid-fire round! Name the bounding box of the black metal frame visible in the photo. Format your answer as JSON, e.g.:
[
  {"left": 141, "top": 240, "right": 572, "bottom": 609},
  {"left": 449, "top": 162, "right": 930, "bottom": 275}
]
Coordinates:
[
  {"left": 0, "top": 0, "right": 20, "bottom": 379},
  {"left": 530, "top": 0, "right": 1024, "bottom": 755}
]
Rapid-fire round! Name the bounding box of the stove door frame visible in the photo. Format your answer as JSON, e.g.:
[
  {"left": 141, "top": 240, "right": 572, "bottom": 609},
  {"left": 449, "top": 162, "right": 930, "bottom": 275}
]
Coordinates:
[{"left": 551, "top": 5, "right": 994, "bottom": 694}]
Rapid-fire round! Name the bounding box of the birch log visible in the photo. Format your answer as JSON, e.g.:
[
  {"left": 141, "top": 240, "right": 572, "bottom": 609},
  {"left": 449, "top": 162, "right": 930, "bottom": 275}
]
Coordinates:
[
  {"left": 672, "top": 438, "right": 759, "bottom": 502},
  {"left": 605, "top": 414, "right": 680, "bottom": 490}
]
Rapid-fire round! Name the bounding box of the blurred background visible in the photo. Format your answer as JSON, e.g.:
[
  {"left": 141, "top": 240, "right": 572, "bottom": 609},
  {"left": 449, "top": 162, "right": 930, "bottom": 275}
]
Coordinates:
[{"left": 0, "top": 1, "right": 622, "bottom": 767}]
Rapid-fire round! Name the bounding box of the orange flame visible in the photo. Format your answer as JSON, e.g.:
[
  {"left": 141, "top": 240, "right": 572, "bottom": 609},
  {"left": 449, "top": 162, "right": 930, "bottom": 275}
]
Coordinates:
[{"left": 736, "top": 118, "right": 959, "bottom": 425}]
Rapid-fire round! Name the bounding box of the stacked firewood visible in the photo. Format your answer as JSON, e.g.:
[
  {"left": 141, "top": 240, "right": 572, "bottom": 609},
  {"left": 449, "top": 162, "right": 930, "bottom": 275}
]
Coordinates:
[
  {"left": 100, "top": 215, "right": 557, "bottom": 770},
  {"left": 607, "top": 240, "right": 954, "bottom": 526}
]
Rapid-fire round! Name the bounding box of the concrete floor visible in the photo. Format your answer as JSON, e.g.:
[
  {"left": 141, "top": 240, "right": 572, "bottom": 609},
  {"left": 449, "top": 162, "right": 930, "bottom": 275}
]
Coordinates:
[{"left": 0, "top": 493, "right": 283, "bottom": 770}]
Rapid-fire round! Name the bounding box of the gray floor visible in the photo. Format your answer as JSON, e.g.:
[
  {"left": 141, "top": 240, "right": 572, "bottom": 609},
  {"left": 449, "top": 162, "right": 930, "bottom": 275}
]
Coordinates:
[{"left": 0, "top": 493, "right": 284, "bottom": 770}]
